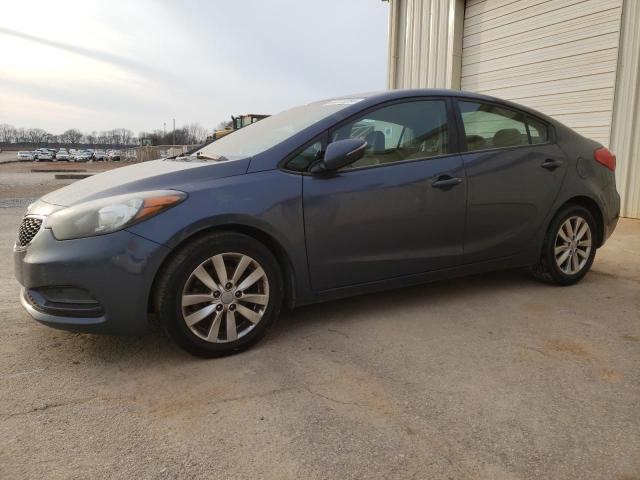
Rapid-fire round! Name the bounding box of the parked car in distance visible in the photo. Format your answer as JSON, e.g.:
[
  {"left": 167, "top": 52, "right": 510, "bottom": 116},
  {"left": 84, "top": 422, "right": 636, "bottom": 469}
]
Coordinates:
[
  {"left": 16, "top": 151, "right": 34, "bottom": 161},
  {"left": 93, "top": 149, "right": 107, "bottom": 161},
  {"left": 56, "top": 149, "right": 70, "bottom": 161},
  {"left": 72, "top": 150, "right": 93, "bottom": 162},
  {"left": 14, "top": 89, "right": 620, "bottom": 358},
  {"left": 33, "top": 149, "right": 53, "bottom": 161},
  {"left": 107, "top": 150, "right": 121, "bottom": 161}
]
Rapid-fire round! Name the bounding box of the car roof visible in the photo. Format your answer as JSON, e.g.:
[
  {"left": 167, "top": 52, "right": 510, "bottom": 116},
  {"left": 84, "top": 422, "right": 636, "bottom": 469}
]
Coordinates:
[{"left": 331, "top": 88, "right": 556, "bottom": 125}]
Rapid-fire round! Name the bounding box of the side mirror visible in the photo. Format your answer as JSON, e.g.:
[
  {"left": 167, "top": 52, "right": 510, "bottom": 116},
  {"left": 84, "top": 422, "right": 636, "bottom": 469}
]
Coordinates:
[{"left": 310, "top": 138, "right": 367, "bottom": 173}]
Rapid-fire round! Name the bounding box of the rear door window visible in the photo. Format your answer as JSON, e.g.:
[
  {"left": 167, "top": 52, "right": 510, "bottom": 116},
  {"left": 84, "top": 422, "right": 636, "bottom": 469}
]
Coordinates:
[{"left": 459, "top": 101, "right": 529, "bottom": 151}]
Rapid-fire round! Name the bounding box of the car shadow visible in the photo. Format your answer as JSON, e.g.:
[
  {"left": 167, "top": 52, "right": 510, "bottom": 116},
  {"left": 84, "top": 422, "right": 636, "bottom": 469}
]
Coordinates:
[
  {"left": 270, "top": 268, "right": 540, "bottom": 338},
  {"left": 72, "top": 268, "right": 545, "bottom": 363}
]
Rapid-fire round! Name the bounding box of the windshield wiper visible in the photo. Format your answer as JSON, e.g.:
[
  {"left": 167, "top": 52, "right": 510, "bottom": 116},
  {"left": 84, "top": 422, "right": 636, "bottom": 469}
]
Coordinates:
[
  {"left": 172, "top": 153, "right": 228, "bottom": 162},
  {"left": 192, "top": 153, "right": 228, "bottom": 161}
]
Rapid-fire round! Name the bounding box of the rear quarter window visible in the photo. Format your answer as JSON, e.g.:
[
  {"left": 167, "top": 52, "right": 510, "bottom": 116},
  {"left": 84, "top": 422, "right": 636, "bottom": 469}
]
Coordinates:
[{"left": 527, "top": 117, "right": 549, "bottom": 144}]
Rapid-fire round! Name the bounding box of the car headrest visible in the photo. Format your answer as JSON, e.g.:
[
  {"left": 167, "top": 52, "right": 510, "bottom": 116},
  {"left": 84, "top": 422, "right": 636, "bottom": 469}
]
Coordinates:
[
  {"left": 466, "top": 135, "right": 486, "bottom": 150},
  {"left": 493, "top": 128, "right": 525, "bottom": 148},
  {"left": 365, "top": 131, "right": 386, "bottom": 153}
]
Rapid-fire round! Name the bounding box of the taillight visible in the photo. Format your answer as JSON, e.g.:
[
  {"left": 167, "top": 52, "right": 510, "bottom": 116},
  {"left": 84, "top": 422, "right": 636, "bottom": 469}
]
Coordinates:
[{"left": 594, "top": 147, "right": 616, "bottom": 171}]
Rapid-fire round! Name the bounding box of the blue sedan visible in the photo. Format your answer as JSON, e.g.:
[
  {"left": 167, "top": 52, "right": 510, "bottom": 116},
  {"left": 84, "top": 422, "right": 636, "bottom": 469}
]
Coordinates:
[{"left": 14, "top": 89, "right": 620, "bottom": 356}]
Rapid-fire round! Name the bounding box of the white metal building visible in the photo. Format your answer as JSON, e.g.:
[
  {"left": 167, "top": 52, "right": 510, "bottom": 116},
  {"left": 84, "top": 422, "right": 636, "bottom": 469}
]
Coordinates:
[{"left": 387, "top": 0, "right": 639, "bottom": 218}]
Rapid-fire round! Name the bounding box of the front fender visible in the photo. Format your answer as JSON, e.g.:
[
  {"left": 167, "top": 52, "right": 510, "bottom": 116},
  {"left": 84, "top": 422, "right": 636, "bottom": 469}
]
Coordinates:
[{"left": 126, "top": 169, "right": 312, "bottom": 304}]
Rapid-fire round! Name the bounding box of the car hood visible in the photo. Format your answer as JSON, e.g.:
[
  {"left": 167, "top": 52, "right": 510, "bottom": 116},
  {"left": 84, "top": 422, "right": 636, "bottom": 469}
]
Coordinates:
[{"left": 40, "top": 157, "right": 251, "bottom": 207}]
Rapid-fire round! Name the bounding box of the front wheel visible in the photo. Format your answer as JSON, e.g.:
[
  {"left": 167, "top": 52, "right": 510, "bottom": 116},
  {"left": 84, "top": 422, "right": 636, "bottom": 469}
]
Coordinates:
[
  {"left": 531, "top": 205, "right": 597, "bottom": 285},
  {"left": 155, "top": 232, "right": 283, "bottom": 357}
]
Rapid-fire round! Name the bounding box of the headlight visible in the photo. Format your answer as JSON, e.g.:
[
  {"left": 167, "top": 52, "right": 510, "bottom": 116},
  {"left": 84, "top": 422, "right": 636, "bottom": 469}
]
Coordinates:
[{"left": 47, "top": 190, "right": 187, "bottom": 240}]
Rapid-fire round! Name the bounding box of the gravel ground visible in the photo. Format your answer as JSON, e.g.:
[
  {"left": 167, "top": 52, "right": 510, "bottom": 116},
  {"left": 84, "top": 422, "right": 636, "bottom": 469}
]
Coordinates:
[
  {"left": 0, "top": 168, "right": 639, "bottom": 479},
  {"left": 0, "top": 154, "right": 128, "bottom": 199}
]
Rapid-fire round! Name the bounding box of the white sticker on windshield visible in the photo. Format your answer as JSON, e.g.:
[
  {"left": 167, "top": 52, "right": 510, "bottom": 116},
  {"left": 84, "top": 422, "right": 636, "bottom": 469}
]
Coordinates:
[{"left": 323, "top": 98, "right": 364, "bottom": 106}]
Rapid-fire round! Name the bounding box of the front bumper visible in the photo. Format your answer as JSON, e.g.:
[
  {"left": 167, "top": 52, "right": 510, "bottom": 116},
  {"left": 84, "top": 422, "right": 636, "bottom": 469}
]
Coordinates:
[
  {"left": 20, "top": 287, "right": 107, "bottom": 331},
  {"left": 14, "top": 226, "right": 170, "bottom": 335}
]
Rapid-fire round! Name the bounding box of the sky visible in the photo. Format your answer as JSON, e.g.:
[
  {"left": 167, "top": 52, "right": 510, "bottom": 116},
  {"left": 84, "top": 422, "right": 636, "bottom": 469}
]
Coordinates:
[{"left": 0, "top": 0, "right": 390, "bottom": 136}]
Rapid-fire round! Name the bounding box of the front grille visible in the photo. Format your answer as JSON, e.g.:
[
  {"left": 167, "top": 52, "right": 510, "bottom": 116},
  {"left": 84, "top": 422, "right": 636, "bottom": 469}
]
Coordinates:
[{"left": 17, "top": 217, "right": 43, "bottom": 247}]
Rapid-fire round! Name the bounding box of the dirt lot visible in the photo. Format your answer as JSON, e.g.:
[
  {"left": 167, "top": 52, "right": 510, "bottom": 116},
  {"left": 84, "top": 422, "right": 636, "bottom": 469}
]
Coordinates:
[
  {"left": 0, "top": 154, "right": 127, "bottom": 199},
  {"left": 0, "top": 164, "right": 639, "bottom": 479}
]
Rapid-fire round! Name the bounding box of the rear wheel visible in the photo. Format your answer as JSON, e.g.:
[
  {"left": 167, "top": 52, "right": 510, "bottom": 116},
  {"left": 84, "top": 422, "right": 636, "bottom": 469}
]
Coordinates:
[
  {"left": 531, "top": 205, "right": 597, "bottom": 285},
  {"left": 155, "top": 232, "right": 283, "bottom": 357}
]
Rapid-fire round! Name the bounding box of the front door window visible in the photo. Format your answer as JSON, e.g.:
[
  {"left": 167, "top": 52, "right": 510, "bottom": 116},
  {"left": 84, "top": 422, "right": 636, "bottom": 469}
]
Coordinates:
[{"left": 330, "top": 100, "right": 449, "bottom": 169}]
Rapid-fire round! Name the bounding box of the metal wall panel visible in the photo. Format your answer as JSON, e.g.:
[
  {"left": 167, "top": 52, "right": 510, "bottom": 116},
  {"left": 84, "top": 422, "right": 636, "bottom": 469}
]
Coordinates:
[
  {"left": 461, "top": 0, "right": 623, "bottom": 148},
  {"left": 387, "top": 0, "right": 465, "bottom": 89},
  {"left": 610, "top": 0, "right": 640, "bottom": 218}
]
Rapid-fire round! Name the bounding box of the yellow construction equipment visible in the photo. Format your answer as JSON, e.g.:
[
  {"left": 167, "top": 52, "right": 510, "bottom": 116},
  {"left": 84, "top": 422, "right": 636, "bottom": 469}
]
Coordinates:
[{"left": 207, "top": 114, "right": 269, "bottom": 141}]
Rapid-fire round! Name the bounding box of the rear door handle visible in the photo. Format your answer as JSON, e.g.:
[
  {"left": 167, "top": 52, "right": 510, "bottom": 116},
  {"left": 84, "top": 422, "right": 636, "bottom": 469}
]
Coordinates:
[
  {"left": 541, "top": 159, "right": 563, "bottom": 170},
  {"left": 432, "top": 175, "right": 463, "bottom": 189}
]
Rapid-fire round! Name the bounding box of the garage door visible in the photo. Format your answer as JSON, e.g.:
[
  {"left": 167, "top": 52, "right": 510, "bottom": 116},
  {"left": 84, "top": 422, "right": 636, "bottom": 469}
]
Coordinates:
[{"left": 461, "top": 0, "right": 623, "bottom": 147}]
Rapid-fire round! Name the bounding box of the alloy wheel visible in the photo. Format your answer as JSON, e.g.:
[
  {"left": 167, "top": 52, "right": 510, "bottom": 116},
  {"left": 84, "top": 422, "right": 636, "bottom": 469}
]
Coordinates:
[
  {"left": 554, "top": 215, "right": 592, "bottom": 275},
  {"left": 181, "top": 252, "right": 269, "bottom": 343}
]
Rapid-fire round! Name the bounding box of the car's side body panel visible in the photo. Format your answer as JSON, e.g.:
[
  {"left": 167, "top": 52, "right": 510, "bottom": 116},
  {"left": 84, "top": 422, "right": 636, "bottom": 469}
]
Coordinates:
[
  {"left": 303, "top": 154, "right": 467, "bottom": 290},
  {"left": 127, "top": 169, "right": 312, "bottom": 304},
  {"left": 460, "top": 143, "right": 568, "bottom": 263},
  {"left": 542, "top": 123, "right": 620, "bottom": 245}
]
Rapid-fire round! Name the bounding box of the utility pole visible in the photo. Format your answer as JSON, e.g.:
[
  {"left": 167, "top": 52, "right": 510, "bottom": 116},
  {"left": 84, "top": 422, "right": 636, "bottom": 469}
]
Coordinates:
[
  {"left": 163, "top": 122, "right": 166, "bottom": 141},
  {"left": 172, "top": 118, "right": 175, "bottom": 146}
]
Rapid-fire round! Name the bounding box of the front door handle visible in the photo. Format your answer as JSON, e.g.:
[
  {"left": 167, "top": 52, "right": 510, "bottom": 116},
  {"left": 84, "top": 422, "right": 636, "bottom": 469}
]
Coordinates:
[
  {"left": 541, "top": 159, "right": 563, "bottom": 170},
  {"left": 432, "top": 175, "right": 463, "bottom": 189}
]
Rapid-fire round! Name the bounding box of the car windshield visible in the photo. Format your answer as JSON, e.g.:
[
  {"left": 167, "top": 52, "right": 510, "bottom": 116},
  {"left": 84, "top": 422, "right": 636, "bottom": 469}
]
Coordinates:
[{"left": 193, "top": 98, "right": 363, "bottom": 160}]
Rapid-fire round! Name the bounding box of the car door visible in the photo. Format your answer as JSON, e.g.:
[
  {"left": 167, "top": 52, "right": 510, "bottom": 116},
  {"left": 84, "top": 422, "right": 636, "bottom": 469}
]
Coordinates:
[
  {"left": 455, "top": 99, "right": 567, "bottom": 262},
  {"left": 299, "top": 98, "right": 467, "bottom": 291}
]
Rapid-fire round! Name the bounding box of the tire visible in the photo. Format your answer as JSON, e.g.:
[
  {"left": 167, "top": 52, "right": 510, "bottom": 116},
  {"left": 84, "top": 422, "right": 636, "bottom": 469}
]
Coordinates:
[
  {"left": 154, "top": 232, "right": 283, "bottom": 357},
  {"left": 531, "top": 204, "right": 597, "bottom": 286}
]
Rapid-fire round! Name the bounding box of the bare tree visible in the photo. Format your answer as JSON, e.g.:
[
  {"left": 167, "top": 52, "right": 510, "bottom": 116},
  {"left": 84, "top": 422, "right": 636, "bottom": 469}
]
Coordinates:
[
  {"left": 0, "top": 124, "right": 16, "bottom": 143},
  {"left": 0, "top": 123, "right": 193, "bottom": 147},
  {"left": 43, "top": 132, "right": 57, "bottom": 143},
  {"left": 15, "top": 128, "right": 27, "bottom": 143},
  {"left": 185, "top": 123, "right": 207, "bottom": 144},
  {"left": 110, "top": 128, "right": 134, "bottom": 145},
  {"left": 62, "top": 129, "right": 83, "bottom": 145},
  {"left": 27, "top": 128, "right": 48, "bottom": 144},
  {"left": 121, "top": 129, "right": 134, "bottom": 145}
]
